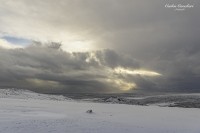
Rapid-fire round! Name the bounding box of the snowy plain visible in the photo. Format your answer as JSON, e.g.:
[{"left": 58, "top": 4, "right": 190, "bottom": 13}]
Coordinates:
[{"left": 0, "top": 89, "right": 200, "bottom": 133}]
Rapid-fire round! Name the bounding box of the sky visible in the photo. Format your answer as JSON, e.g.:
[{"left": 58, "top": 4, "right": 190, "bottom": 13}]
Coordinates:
[{"left": 0, "top": 0, "right": 200, "bottom": 93}]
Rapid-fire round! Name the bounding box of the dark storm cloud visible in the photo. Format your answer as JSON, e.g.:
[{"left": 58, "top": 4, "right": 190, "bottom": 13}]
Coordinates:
[
  {"left": 0, "top": 42, "right": 140, "bottom": 93},
  {"left": 153, "top": 47, "right": 200, "bottom": 92},
  {"left": 102, "top": 0, "right": 200, "bottom": 92}
]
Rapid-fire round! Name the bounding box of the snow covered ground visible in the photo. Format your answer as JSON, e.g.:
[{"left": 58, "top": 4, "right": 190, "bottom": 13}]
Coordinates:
[{"left": 0, "top": 89, "right": 200, "bottom": 133}]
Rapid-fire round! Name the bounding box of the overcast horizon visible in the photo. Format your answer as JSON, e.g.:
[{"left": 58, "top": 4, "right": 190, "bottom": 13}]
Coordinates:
[{"left": 0, "top": 0, "right": 200, "bottom": 93}]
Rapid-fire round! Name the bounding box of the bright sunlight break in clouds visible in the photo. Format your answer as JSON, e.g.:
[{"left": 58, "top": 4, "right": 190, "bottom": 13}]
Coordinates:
[{"left": 114, "top": 67, "right": 162, "bottom": 77}]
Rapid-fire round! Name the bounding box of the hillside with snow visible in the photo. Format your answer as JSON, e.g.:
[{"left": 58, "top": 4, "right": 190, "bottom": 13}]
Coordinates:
[
  {"left": 0, "top": 88, "right": 70, "bottom": 101},
  {"left": 0, "top": 89, "right": 200, "bottom": 133}
]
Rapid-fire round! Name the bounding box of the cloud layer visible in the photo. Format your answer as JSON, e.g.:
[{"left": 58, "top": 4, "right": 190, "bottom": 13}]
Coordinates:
[
  {"left": 0, "top": 42, "right": 147, "bottom": 93},
  {"left": 0, "top": 0, "right": 200, "bottom": 93}
]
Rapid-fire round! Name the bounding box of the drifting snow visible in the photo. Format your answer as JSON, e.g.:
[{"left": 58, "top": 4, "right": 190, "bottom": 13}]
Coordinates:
[{"left": 0, "top": 89, "right": 200, "bottom": 133}]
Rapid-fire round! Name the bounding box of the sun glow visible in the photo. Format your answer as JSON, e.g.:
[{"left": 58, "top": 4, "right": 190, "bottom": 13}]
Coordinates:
[
  {"left": 107, "top": 79, "right": 136, "bottom": 91},
  {"left": 114, "top": 67, "right": 162, "bottom": 76},
  {"left": 62, "top": 40, "right": 95, "bottom": 52}
]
